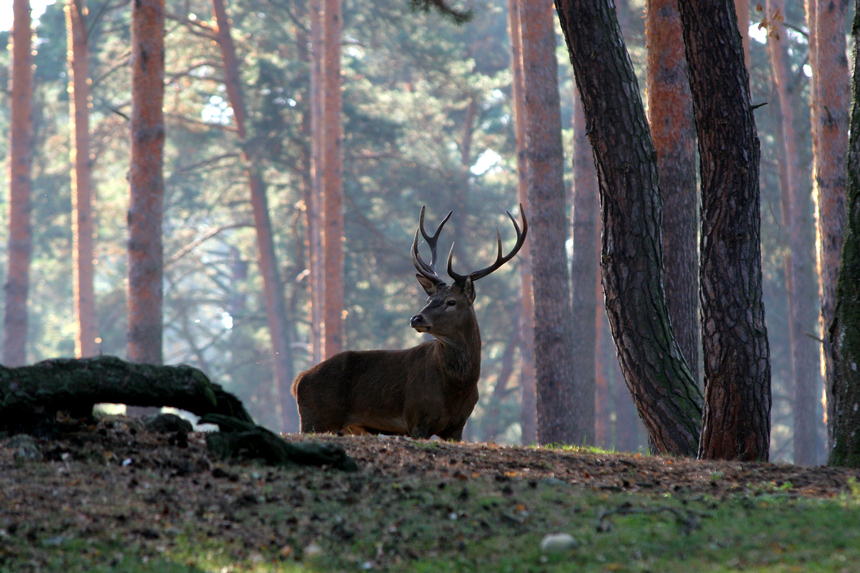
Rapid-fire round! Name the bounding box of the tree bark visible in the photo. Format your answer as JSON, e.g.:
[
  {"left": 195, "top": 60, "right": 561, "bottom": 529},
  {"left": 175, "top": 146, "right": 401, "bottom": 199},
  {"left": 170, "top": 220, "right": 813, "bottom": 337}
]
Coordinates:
[
  {"left": 765, "top": 0, "right": 823, "bottom": 465},
  {"left": 506, "top": 0, "right": 537, "bottom": 445},
  {"left": 555, "top": 0, "right": 703, "bottom": 456},
  {"left": 808, "top": 0, "right": 849, "bottom": 448},
  {"left": 678, "top": 0, "right": 772, "bottom": 461},
  {"left": 66, "top": 0, "right": 99, "bottom": 359},
  {"left": 211, "top": 0, "right": 297, "bottom": 432},
  {"left": 521, "top": 0, "right": 575, "bottom": 445},
  {"left": 4, "top": 0, "right": 34, "bottom": 367},
  {"left": 645, "top": 0, "right": 699, "bottom": 384},
  {"left": 827, "top": 0, "right": 860, "bottom": 468},
  {"left": 322, "top": 0, "right": 344, "bottom": 359},
  {"left": 570, "top": 88, "right": 598, "bottom": 446},
  {"left": 128, "top": 0, "right": 165, "bottom": 365}
]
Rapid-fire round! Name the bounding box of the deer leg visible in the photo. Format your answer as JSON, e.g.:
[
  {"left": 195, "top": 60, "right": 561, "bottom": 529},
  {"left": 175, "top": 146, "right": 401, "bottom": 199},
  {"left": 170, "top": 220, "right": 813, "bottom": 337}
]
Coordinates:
[
  {"left": 438, "top": 420, "right": 467, "bottom": 441},
  {"left": 408, "top": 422, "right": 435, "bottom": 440}
]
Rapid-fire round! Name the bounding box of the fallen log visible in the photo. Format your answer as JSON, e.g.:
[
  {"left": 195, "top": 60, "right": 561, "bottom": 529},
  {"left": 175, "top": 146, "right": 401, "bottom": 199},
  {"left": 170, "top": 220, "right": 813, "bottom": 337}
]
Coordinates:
[
  {"left": 200, "top": 413, "right": 358, "bottom": 471},
  {"left": 0, "top": 355, "right": 251, "bottom": 435}
]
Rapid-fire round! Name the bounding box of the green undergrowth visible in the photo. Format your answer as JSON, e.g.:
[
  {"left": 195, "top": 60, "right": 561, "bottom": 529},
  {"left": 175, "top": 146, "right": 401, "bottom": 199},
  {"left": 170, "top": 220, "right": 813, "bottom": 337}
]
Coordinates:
[{"left": 2, "top": 465, "right": 859, "bottom": 573}]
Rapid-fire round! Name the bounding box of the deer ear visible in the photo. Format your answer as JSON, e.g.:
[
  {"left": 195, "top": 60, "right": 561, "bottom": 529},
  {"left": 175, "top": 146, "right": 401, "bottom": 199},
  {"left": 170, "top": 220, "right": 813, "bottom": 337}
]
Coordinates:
[
  {"left": 462, "top": 277, "right": 476, "bottom": 304},
  {"left": 416, "top": 274, "right": 440, "bottom": 296}
]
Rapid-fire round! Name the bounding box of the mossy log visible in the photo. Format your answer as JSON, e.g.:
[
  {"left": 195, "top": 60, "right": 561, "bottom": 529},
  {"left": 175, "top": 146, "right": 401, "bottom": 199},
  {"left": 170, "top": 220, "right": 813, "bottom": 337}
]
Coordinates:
[
  {"left": 201, "top": 413, "right": 358, "bottom": 471},
  {"left": 0, "top": 355, "right": 251, "bottom": 434}
]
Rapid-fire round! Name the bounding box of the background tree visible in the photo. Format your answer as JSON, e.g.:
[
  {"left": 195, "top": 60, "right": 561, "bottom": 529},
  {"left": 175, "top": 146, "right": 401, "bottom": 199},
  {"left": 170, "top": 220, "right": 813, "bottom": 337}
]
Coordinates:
[
  {"left": 308, "top": 0, "right": 324, "bottom": 364},
  {"left": 127, "top": 0, "right": 165, "bottom": 365},
  {"left": 807, "top": 0, "right": 849, "bottom": 446},
  {"left": 645, "top": 0, "right": 698, "bottom": 383},
  {"left": 66, "top": 0, "right": 98, "bottom": 359},
  {"left": 764, "top": 0, "right": 822, "bottom": 465},
  {"left": 828, "top": 0, "right": 860, "bottom": 468},
  {"left": 555, "top": 0, "right": 702, "bottom": 456},
  {"left": 570, "top": 87, "right": 598, "bottom": 446},
  {"left": 506, "top": 0, "right": 536, "bottom": 445},
  {"left": 211, "top": 0, "right": 297, "bottom": 431},
  {"left": 322, "top": 0, "right": 344, "bottom": 359},
  {"left": 4, "top": 0, "right": 34, "bottom": 367},
  {"left": 520, "top": 0, "right": 575, "bottom": 445},
  {"left": 679, "top": 0, "right": 772, "bottom": 461}
]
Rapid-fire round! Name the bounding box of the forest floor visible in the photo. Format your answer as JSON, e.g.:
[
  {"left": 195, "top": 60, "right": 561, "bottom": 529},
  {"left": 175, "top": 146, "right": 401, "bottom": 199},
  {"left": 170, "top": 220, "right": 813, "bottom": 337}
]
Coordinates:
[{"left": 2, "top": 416, "right": 860, "bottom": 572}]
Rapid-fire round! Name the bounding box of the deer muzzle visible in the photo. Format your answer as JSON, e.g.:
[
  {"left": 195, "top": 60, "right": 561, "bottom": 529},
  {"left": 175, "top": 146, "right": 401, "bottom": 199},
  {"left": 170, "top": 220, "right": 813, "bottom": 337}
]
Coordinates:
[{"left": 410, "top": 313, "right": 430, "bottom": 332}]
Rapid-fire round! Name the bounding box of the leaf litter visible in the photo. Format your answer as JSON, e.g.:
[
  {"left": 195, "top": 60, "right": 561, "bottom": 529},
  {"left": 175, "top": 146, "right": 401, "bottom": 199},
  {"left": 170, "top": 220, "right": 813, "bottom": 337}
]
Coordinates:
[{"left": 2, "top": 416, "right": 860, "bottom": 571}]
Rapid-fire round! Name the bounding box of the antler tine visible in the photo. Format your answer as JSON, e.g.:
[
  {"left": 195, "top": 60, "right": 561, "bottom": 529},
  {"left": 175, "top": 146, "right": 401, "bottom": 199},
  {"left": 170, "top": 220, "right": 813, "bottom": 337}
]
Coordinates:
[
  {"left": 412, "top": 206, "right": 453, "bottom": 285},
  {"left": 447, "top": 204, "right": 528, "bottom": 284}
]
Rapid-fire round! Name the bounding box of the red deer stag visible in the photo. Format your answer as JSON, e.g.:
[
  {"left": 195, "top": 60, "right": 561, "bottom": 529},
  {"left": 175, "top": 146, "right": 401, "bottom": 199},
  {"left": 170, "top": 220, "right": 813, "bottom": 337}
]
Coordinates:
[{"left": 291, "top": 205, "right": 527, "bottom": 440}]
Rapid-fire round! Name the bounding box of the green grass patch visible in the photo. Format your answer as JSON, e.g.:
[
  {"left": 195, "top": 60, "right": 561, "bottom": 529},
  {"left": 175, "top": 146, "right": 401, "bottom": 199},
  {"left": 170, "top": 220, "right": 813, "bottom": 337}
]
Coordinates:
[{"left": 4, "top": 470, "right": 859, "bottom": 573}]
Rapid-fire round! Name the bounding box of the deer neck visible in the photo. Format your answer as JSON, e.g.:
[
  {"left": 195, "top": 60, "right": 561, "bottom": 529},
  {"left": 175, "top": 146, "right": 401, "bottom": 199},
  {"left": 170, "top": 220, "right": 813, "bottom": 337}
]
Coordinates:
[{"left": 431, "top": 320, "right": 482, "bottom": 385}]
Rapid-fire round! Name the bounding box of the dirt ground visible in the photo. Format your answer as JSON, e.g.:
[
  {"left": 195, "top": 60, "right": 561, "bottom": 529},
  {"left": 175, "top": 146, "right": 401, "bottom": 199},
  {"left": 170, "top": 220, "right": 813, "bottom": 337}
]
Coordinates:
[{"left": 2, "top": 416, "right": 859, "bottom": 569}]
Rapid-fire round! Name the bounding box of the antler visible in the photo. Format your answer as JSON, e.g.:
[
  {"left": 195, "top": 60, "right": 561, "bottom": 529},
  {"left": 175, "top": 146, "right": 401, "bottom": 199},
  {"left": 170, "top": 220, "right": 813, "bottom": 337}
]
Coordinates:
[
  {"left": 447, "top": 204, "right": 528, "bottom": 283},
  {"left": 412, "top": 206, "right": 453, "bottom": 286}
]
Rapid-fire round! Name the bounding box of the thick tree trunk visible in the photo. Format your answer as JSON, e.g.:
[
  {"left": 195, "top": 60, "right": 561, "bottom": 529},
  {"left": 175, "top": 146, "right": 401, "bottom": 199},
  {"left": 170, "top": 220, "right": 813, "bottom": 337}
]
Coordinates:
[
  {"left": 128, "top": 0, "right": 165, "bottom": 365},
  {"left": 808, "top": 0, "right": 849, "bottom": 448},
  {"left": 645, "top": 0, "right": 699, "bottom": 384},
  {"left": 322, "top": 0, "right": 344, "bottom": 359},
  {"left": 678, "top": 0, "right": 772, "bottom": 461},
  {"left": 827, "top": 0, "right": 860, "bottom": 468},
  {"left": 570, "top": 88, "right": 598, "bottom": 446},
  {"left": 4, "top": 0, "right": 34, "bottom": 367},
  {"left": 0, "top": 355, "right": 251, "bottom": 434},
  {"left": 521, "top": 0, "right": 575, "bottom": 445},
  {"left": 766, "top": 0, "right": 823, "bottom": 465},
  {"left": 506, "top": 0, "right": 537, "bottom": 445},
  {"left": 211, "top": 0, "right": 297, "bottom": 432},
  {"left": 66, "top": 0, "right": 99, "bottom": 359},
  {"left": 555, "top": 0, "right": 702, "bottom": 457}
]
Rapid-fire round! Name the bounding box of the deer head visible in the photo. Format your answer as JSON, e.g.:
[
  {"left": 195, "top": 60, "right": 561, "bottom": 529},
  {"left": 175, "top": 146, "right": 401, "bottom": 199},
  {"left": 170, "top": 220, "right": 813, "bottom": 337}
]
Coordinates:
[{"left": 409, "top": 205, "right": 528, "bottom": 344}]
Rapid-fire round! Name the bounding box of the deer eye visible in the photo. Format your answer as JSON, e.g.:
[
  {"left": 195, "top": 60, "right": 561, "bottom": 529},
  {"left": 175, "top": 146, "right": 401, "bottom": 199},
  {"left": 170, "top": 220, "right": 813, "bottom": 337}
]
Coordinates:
[{"left": 446, "top": 299, "right": 456, "bottom": 306}]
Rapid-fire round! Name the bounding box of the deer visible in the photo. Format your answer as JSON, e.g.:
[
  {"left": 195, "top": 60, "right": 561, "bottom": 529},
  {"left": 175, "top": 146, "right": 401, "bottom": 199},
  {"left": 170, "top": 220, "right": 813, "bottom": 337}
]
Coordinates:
[{"left": 290, "top": 205, "right": 527, "bottom": 441}]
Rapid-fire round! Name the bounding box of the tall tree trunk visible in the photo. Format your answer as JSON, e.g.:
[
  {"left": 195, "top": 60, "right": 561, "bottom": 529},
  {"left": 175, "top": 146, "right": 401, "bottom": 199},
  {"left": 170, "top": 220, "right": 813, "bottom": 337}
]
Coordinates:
[
  {"left": 570, "top": 88, "right": 598, "bottom": 446},
  {"left": 828, "top": 0, "right": 860, "bottom": 468},
  {"left": 4, "top": 0, "right": 34, "bottom": 367},
  {"left": 521, "top": 0, "right": 575, "bottom": 445},
  {"left": 308, "top": 0, "right": 324, "bottom": 365},
  {"left": 555, "top": 0, "right": 703, "bottom": 456},
  {"left": 808, "top": 0, "right": 849, "bottom": 450},
  {"left": 128, "top": 0, "right": 165, "bottom": 366},
  {"left": 66, "top": 0, "right": 99, "bottom": 359},
  {"left": 678, "top": 0, "right": 772, "bottom": 461},
  {"left": 211, "top": 0, "right": 297, "bottom": 432},
  {"left": 506, "top": 0, "right": 536, "bottom": 445},
  {"left": 645, "top": 0, "right": 699, "bottom": 384},
  {"left": 765, "top": 0, "right": 823, "bottom": 465},
  {"left": 322, "top": 0, "right": 344, "bottom": 359}
]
